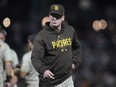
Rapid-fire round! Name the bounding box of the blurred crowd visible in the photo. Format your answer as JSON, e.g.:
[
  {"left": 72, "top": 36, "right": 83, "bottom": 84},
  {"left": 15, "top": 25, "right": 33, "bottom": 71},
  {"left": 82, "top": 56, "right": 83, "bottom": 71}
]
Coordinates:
[{"left": 74, "top": 32, "right": 116, "bottom": 87}]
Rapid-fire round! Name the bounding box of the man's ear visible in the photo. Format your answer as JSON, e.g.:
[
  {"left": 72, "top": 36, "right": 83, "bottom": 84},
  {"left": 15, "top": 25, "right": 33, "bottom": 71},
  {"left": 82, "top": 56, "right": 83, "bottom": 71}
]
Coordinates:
[{"left": 62, "top": 15, "right": 65, "bottom": 21}]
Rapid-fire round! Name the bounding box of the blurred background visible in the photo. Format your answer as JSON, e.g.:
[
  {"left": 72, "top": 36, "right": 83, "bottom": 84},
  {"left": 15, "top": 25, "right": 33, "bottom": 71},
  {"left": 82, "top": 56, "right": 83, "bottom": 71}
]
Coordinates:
[{"left": 0, "top": 0, "right": 116, "bottom": 87}]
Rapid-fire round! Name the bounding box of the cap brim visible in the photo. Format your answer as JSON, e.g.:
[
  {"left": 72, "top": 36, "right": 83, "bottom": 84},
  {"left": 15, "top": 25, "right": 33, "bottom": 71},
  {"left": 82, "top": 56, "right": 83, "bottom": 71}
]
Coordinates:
[{"left": 49, "top": 12, "right": 63, "bottom": 16}]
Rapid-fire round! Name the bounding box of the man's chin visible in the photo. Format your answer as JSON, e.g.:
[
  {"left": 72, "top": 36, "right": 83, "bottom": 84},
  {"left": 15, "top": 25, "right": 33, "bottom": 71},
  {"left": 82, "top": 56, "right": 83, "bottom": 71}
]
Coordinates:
[
  {"left": 52, "top": 24, "right": 58, "bottom": 27},
  {"left": 52, "top": 25, "right": 59, "bottom": 29}
]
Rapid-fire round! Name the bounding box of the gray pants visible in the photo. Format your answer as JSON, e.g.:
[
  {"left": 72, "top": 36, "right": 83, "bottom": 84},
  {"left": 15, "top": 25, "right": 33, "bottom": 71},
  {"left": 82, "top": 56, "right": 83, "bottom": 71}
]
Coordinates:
[
  {"left": 27, "top": 82, "right": 39, "bottom": 87},
  {"left": 55, "top": 76, "right": 74, "bottom": 87},
  {"left": 0, "top": 74, "right": 4, "bottom": 87}
]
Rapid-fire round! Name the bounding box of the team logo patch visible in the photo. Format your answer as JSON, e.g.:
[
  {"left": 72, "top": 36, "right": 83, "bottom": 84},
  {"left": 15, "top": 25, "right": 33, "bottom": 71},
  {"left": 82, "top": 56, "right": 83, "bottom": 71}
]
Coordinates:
[{"left": 54, "top": 5, "right": 59, "bottom": 11}]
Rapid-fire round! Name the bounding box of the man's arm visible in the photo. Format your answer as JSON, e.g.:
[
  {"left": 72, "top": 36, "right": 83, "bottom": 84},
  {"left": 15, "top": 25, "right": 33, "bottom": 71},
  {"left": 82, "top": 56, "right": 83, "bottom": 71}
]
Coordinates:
[
  {"left": 31, "top": 35, "right": 47, "bottom": 74},
  {"left": 20, "top": 71, "right": 28, "bottom": 78},
  {"left": 4, "top": 45, "right": 13, "bottom": 76},
  {"left": 20, "top": 54, "right": 30, "bottom": 78},
  {"left": 10, "top": 49, "right": 19, "bottom": 68},
  {"left": 4, "top": 44, "right": 18, "bottom": 87},
  {"left": 72, "top": 30, "right": 81, "bottom": 68},
  {"left": 5, "top": 61, "right": 12, "bottom": 76},
  {"left": 31, "top": 34, "right": 55, "bottom": 79}
]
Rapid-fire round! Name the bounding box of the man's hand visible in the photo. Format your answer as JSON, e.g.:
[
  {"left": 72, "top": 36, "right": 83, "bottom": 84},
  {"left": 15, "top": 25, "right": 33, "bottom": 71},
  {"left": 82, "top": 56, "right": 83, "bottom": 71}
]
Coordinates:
[
  {"left": 10, "top": 75, "right": 18, "bottom": 85},
  {"left": 43, "top": 70, "right": 55, "bottom": 79}
]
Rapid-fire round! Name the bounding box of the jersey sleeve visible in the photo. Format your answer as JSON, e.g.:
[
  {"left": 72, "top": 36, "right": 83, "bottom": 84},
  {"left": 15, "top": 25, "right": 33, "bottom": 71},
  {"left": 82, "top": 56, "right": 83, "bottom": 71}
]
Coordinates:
[
  {"left": 3, "top": 43, "right": 12, "bottom": 62},
  {"left": 11, "top": 49, "right": 19, "bottom": 68},
  {"left": 21, "top": 54, "right": 30, "bottom": 73}
]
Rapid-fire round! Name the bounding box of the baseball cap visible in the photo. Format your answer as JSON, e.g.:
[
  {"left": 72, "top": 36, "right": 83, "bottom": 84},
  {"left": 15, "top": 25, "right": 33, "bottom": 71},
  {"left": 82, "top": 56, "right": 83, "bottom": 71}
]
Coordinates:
[
  {"left": 0, "top": 29, "right": 7, "bottom": 36},
  {"left": 28, "top": 34, "right": 36, "bottom": 43},
  {"left": 49, "top": 4, "right": 65, "bottom": 16}
]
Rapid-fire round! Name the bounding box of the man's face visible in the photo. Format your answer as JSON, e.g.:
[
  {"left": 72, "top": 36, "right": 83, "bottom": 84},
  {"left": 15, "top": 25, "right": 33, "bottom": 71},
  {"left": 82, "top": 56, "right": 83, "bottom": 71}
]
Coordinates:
[
  {"left": 49, "top": 13, "right": 64, "bottom": 27},
  {"left": 0, "top": 32, "right": 5, "bottom": 41},
  {"left": 28, "top": 39, "right": 33, "bottom": 50}
]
